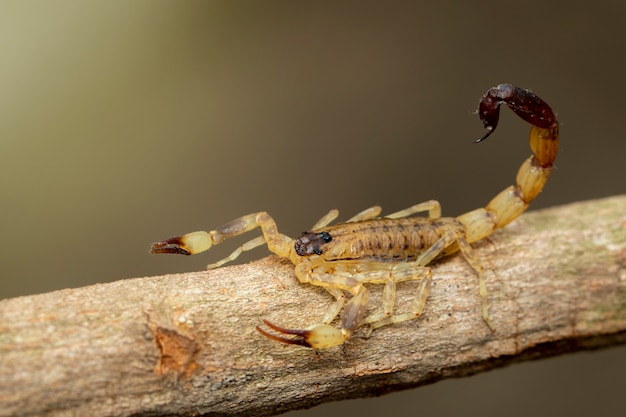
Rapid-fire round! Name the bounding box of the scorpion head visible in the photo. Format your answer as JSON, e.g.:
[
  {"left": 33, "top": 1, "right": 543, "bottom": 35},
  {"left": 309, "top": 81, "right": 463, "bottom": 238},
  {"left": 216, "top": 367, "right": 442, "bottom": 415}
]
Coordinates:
[{"left": 295, "top": 231, "right": 332, "bottom": 256}]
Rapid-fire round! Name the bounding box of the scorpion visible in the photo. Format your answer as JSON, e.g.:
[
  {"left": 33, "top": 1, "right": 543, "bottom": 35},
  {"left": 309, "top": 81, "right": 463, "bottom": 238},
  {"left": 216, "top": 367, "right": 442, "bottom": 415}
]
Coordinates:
[{"left": 150, "top": 84, "right": 559, "bottom": 349}]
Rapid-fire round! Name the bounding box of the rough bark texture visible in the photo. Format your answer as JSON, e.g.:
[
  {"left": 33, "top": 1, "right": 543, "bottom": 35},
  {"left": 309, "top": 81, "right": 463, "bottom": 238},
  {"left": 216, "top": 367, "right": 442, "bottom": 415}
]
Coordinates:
[{"left": 1, "top": 195, "right": 625, "bottom": 417}]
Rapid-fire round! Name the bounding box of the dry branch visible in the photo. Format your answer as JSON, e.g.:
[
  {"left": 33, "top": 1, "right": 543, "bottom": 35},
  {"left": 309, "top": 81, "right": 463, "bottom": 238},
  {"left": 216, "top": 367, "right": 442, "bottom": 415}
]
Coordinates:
[{"left": 1, "top": 195, "right": 625, "bottom": 417}]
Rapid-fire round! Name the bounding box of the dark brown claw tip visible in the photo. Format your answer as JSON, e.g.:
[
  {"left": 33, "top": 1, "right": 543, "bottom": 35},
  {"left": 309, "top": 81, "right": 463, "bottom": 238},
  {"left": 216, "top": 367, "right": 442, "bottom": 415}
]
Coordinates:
[
  {"left": 256, "top": 319, "right": 312, "bottom": 347},
  {"left": 149, "top": 237, "right": 191, "bottom": 255}
]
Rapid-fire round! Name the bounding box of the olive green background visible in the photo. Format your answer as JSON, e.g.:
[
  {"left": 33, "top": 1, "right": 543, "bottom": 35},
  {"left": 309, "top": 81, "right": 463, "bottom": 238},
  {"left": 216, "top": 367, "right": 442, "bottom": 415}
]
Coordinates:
[{"left": 1, "top": 1, "right": 624, "bottom": 416}]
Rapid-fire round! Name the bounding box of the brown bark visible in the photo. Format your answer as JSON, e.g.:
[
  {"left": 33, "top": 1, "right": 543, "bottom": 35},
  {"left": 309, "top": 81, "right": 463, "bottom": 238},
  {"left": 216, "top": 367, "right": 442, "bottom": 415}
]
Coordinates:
[{"left": 1, "top": 196, "right": 625, "bottom": 417}]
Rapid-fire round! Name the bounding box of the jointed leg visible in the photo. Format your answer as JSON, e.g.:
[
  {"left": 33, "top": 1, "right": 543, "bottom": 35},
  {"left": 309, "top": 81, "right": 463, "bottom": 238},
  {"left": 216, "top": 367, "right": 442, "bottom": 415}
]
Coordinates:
[
  {"left": 327, "top": 261, "right": 433, "bottom": 330},
  {"left": 321, "top": 287, "right": 346, "bottom": 325},
  {"left": 264, "top": 259, "right": 433, "bottom": 347},
  {"left": 456, "top": 234, "right": 493, "bottom": 330},
  {"left": 311, "top": 209, "right": 339, "bottom": 230},
  {"left": 385, "top": 200, "right": 442, "bottom": 220},
  {"left": 345, "top": 206, "right": 382, "bottom": 223},
  {"left": 207, "top": 235, "right": 266, "bottom": 269},
  {"left": 367, "top": 270, "right": 432, "bottom": 331},
  {"left": 309, "top": 206, "right": 382, "bottom": 232},
  {"left": 350, "top": 230, "right": 457, "bottom": 331}
]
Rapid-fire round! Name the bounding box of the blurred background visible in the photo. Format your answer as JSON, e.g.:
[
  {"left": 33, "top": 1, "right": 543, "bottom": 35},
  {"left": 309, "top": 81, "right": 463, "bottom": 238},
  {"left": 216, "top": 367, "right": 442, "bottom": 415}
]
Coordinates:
[{"left": 1, "top": 1, "right": 624, "bottom": 416}]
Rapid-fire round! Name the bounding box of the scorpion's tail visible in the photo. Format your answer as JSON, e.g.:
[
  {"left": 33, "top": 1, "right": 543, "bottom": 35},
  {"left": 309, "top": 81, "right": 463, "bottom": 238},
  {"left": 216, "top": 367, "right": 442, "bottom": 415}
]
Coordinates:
[{"left": 457, "top": 84, "right": 559, "bottom": 244}]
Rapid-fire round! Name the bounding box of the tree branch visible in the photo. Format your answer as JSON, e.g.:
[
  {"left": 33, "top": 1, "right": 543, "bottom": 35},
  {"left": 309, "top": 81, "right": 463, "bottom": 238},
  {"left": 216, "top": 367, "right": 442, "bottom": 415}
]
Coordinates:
[{"left": 1, "top": 196, "right": 625, "bottom": 417}]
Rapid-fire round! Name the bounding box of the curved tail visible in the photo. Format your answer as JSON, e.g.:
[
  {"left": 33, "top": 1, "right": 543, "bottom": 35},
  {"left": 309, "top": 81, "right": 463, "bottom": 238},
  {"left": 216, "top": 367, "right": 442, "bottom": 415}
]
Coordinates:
[{"left": 457, "top": 84, "right": 559, "bottom": 243}]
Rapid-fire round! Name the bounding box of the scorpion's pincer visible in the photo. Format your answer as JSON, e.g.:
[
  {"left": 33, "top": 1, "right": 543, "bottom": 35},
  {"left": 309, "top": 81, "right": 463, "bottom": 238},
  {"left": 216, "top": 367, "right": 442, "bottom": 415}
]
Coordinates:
[
  {"left": 150, "top": 231, "right": 215, "bottom": 255},
  {"left": 150, "top": 237, "right": 191, "bottom": 255},
  {"left": 256, "top": 319, "right": 349, "bottom": 349}
]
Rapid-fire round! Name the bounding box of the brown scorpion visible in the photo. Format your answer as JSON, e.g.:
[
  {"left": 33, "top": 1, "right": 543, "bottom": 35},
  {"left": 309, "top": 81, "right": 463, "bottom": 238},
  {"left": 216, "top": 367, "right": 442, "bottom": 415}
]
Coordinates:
[{"left": 150, "top": 84, "right": 559, "bottom": 349}]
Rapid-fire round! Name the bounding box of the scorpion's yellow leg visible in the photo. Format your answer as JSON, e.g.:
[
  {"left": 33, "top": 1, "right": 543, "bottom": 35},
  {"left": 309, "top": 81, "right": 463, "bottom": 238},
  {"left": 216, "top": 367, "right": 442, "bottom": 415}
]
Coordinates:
[
  {"left": 385, "top": 200, "right": 441, "bottom": 220},
  {"left": 361, "top": 263, "right": 433, "bottom": 330},
  {"left": 294, "top": 259, "right": 364, "bottom": 327},
  {"left": 356, "top": 228, "right": 488, "bottom": 333},
  {"left": 205, "top": 236, "right": 266, "bottom": 269},
  {"left": 412, "top": 226, "right": 494, "bottom": 330},
  {"left": 350, "top": 228, "right": 460, "bottom": 332},
  {"left": 366, "top": 270, "right": 432, "bottom": 331},
  {"left": 291, "top": 257, "right": 419, "bottom": 327},
  {"left": 310, "top": 209, "right": 340, "bottom": 230},
  {"left": 259, "top": 259, "right": 435, "bottom": 348},
  {"left": 344, "top": 206, "right": 383, "bottom": 223},
  {"left": 296, "top": 256, "right": 424, "bottom": 327},
  {"left": 363, "top": 232, "right": 491, "bottom": 331}
]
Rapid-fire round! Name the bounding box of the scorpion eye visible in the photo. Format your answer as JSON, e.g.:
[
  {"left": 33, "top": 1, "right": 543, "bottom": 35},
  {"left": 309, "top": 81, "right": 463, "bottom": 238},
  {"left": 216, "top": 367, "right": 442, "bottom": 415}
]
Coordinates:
[{"left": 319, "top": 231, "right": 332, "bottom": 243}]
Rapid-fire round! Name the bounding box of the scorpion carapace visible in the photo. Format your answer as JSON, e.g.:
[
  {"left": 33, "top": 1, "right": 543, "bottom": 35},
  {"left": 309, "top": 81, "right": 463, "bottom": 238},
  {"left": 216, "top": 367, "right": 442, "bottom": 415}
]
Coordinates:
[{"left": 150, "top": 84, "right": 559, "bottom": 349}]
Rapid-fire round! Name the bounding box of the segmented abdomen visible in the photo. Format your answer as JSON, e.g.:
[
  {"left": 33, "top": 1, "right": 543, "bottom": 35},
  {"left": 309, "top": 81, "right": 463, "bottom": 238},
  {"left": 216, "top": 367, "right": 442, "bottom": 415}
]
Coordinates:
[{"left": 295, "top": 217, "right": 462, "bottom": 261}]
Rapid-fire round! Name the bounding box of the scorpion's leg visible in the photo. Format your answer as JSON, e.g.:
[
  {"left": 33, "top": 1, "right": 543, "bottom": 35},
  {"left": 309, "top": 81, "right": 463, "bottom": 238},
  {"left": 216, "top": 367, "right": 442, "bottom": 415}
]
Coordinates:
[
  {"left": 206, "top": 235, "right": 266, "bottom": 269},
  {"left": 299, "top": 261, "right": 363, "bottom": 326},
  {"left": 360, "top": 263, "right": 433, "bottom": 331},
  {"left": 414, "top": 227, "right": 493, "bottom": 330},
  {"left": 310, "top": 209, "right": 340, "bottom": 230},
  {"left": 294, "top": 259, "right": 401, "bottom": 326},
  {"left": 150, "top": 212, "right": 294, "bottom": 268},
  {"left": 260, "top": 260, "right": 433, "bottom": 347},
  {"left": 455, "top": 233, "right": 492, "bottom": 330},
  {"left": 321, "top": 288, "right": 346, "bottom": 325},
  {"left": 311, "top": 258, "right": 386, "bottom": 325},
  {"left": 316, "top": 260, "right": 433, "bottom": 331},
  {"left": 385, "top": 200, "right": 441, "bottom": 220},
  {"left": 366, "top": 228, "right": 488, "bottom": 331},
  {"left": 345, "top": 206, "right": 383, "bottom": 223},
  {"left": 310, "top": 206, "right": 383, "bottom": 231}
]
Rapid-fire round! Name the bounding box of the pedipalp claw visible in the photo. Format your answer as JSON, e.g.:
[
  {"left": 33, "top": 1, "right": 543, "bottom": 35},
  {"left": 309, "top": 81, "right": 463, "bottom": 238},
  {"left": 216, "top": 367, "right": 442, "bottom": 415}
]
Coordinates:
[
  {"left": 150, "top": 231, "right": 214, "bottom": 255},
  {"left": 150, "top": 237, "right": 191, "bottom": 255},
  {"left": 256, "top": 320, "right": 313, "bottom": 347},
  {"left": 256, "top": 319, "right": 349, "bottom": 349}
]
